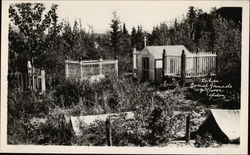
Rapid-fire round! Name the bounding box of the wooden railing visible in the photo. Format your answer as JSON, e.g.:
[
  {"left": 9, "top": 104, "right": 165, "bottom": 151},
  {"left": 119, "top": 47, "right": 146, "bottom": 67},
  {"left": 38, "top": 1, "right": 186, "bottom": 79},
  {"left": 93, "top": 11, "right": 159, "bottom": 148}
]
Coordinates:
[
  {"left": 162, "top": 50, "right": 217, "bottom": 86},
  {"left": 164, "top": 56, "right": 182, "bottom": 77},
  {"left": 65, "top": 59, "right": 118, "bottom": 81},
  {"left": 185, "top": 54, "right": 216, "bottom": 77},
  {"left": 9, "top": 68, "right": 46, "bottom": 93},
  {"left": 133, "top": 48, "right": 140, "bottom": 75}
]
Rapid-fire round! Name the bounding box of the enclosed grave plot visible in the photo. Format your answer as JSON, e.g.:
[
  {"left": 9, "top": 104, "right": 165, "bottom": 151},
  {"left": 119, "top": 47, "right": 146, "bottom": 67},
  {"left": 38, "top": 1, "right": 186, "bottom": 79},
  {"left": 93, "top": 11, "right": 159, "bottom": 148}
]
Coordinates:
[
  {"left": 65, "top": 59, "right": 118, "bottom": 82},
  {"left": 134, "top": 45, "right": 217, "bottom": 84}
]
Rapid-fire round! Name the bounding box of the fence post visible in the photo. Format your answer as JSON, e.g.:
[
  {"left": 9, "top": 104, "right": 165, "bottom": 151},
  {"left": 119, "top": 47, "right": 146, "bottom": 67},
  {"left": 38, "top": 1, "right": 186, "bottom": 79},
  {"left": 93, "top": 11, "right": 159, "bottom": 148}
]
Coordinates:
[
  {"left": 80, "top": 61, "right": 83, "bottom": 81},
  {"left": 185, "top": 114, "right": 190, "bottom": 143},
  {"left": 31, "top": 57, "right": 35, "bottom": 92},
  {"left": 106, "top": 116, "right": 112, "bottom": 146},
  {"left": 162, "top": 49, "right": 166, "bottom": 81},
  {"left": 181, "top": 50, "right": 186, "bottom": 87},
  {"left": 151, "top": 96, "right": 154, "bottom": 112},
  {"left": 99, "top": 57, "right": 103, "bottom": 75},
  {"left": 103, "top": 92, "right": 108, "bottom": 113},
  {"left": 115, "top": 59, "right": 118, "bottom": 76},
  {"left": 65, "top": 60, "right": 69, "bottom": 79},
  {"left": 215, "top": 52, "right": 218, "bottom": 75},
  {"left": 41, "top": 69, "right": 46, "bottom": 93},
  {"left": 196, "top": 49, "right": 198, "bottom": 75},
  {"left": 133, "top": 48, "right": 137, "bottom": 76}
]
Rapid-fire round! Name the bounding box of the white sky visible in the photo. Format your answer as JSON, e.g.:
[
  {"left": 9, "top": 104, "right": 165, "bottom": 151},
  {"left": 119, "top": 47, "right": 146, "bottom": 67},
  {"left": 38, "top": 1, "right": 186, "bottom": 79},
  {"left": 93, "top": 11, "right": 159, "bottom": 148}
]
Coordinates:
[{"left": 39, "top": 1, "right": 244, "bottom": 33}]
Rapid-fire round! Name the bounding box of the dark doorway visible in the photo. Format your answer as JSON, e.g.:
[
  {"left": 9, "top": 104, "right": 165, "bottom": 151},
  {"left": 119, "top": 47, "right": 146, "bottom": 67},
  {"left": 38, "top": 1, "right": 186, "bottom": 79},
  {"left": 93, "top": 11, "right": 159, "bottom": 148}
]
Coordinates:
[
  {"left": 142, "top": 57, "right": 149, "bottom": 81},
  {"left": 154, "top": 59, "right": 163, "bottom": 83}
]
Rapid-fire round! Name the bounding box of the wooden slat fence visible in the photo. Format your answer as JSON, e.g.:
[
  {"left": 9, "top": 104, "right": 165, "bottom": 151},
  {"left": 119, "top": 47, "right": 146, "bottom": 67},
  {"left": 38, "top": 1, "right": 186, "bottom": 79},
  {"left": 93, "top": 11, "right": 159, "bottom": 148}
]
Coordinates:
[
  {"left": 65, "top": 59, "right": 118, "bottom": 81},
  {"left": 165, "top": 56, "right": 182, "bottom": 77},
  {"left": 9, "top": 68, "right": 46, "bottom": 93},
  {"left": 185, "top": 53, "right": 216, "bottom": 77},
  {"left": 163, "top": 51, "right": 217, "bottom": 78}
]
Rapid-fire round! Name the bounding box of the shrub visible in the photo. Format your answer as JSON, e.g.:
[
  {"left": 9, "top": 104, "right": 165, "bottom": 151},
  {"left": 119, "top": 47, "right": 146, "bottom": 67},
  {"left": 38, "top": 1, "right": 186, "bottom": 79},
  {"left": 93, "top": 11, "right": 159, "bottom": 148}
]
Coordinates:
[
  {"left": 78, "top": 120, "right": 107, "bottom": 146},
  {"left": 118, "top": 54, "right": 133, "bottom": 73},
  {"left": 7, "top": 88, "right": 56, "bottom": 144},
  {"left": 195, "top": 132, "right": 214, "bottom": 148},
  {"left": 33, "top": 111, "right": 74, "bottom": 145},
  {"left": 54, "top": 74, "right": 152, "bottom": 114},
  {"left": 8, "top": 73, "right": 180, "bottom": 146},
  {"left": 74, "top": 91, "right": 175, "bottom": 146}
]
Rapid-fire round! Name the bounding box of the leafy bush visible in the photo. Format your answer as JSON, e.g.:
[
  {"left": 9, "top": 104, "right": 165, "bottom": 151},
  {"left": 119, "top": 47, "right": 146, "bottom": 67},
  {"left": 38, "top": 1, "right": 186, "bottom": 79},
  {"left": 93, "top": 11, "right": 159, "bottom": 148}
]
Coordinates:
[
  {"left": 76, "top": 113, "right": 174, "bottom": 146},
  {"left": 118, "top": 54, "right": 133, "bottom": 73},
  {"left": 75, "top": 93, "right": 175, "bottom": 146},
  {"left": 54, "top": 74, "right": 152, "bottom": 114},
  {"left": 195, "top": 132, "right": 214, "bottom": 148},
  {"left": 8, "top": 89, "right": 55, "bottom": 118},
  {"left": 7, "top": 88, "right": 55, "bottom": 144},
  {"left": 77, "top": 120, "right": 107, "bottom": 146},
  {"left": 32, "top": 111, "right": 74, "bottom": 145}
]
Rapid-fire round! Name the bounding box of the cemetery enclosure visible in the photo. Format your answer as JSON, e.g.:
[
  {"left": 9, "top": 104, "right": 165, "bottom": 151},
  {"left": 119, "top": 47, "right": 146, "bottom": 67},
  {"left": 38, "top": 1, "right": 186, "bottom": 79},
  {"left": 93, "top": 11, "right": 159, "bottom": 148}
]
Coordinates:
[
  {"left": 65, "top": 59, "right": 118, "bottom": 81},
  {"left": 133, "top": 47, "right": 217, "bottom": 83},
  {"left": 163, "top": 50, "right": 217, "bottom": 78},
  {"left": 9, "top": 68, "right": 46, "bottom": 93}
]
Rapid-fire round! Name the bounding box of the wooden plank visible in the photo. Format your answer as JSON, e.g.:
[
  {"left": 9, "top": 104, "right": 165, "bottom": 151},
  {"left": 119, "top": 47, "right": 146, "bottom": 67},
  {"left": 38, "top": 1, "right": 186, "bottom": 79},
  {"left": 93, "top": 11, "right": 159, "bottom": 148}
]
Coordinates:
[
  {"left": 162, "top": 49, "right": 166, "bottom": 77},
  {"left": 181, "top": 50, "right": 186, "bottom": 87},
  {"left": 186, "top": 115, "right": 190, "bottom": 143},
  {"left": 106, "top": 117, "right": 112, "bottom": 146}
]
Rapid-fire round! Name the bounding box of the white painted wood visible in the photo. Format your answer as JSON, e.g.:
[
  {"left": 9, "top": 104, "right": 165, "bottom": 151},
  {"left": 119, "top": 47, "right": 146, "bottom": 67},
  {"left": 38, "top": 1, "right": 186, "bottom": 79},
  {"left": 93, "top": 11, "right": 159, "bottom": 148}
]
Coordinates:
[{"left": 41, "top": 69, "right": 46, "bottom": 93}]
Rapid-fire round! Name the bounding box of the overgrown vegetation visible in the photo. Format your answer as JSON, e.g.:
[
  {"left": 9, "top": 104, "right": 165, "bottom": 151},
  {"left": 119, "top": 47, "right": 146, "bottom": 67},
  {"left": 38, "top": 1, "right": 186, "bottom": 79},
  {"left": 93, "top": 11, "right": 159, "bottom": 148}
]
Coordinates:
[
  {"left": 8, "top": 75, "right": 212, "bottom": 146},
  {"left": 8, "top": 75, "right": 175, "bottom": 145},
  {"left": 7, "top": 3, "right": 241, "bottom": 147}
]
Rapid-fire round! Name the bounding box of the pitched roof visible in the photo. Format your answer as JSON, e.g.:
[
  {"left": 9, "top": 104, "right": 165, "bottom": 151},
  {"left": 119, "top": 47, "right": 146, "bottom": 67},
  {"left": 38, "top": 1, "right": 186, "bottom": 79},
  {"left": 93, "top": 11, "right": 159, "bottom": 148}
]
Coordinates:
[{"left": 144, "top": 45, "right": 193, "bottom": 58}]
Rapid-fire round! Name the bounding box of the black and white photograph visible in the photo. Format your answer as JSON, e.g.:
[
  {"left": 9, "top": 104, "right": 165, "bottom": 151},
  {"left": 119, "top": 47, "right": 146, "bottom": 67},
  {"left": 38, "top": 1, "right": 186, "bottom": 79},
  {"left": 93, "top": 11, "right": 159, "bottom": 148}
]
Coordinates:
[{"left": 0, "top": 0, "right": 249, "bottom": 154}]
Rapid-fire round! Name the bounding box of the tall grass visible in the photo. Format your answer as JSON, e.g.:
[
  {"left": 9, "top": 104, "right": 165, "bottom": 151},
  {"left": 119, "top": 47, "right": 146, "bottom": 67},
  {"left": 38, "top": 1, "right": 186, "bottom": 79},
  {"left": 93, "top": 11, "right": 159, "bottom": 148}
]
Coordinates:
[{"left": 8, "top": 74, "right": 177, "bottom": 145}]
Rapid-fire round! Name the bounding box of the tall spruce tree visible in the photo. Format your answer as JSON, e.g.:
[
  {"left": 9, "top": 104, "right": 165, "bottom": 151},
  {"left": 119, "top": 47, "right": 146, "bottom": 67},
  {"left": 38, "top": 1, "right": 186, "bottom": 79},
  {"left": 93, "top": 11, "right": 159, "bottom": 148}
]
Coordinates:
[
  {"left": 120, "top": 23, "right": 131, "bottom": 55},
  {"left": 131, "top": 27, "right": 137, "bottom": 49},
  {"left": 110, "top": 11, "right": 121, "bottom": 59},
  {"left": 136, "top": 25, "right": 144, "bottom": 50}
]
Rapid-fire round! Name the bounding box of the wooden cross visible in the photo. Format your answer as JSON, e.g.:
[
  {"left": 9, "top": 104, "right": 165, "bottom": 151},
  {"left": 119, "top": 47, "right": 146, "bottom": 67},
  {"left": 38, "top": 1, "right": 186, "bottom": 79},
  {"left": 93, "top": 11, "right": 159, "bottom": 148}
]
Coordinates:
[{"left": 144, "top": 36, "right": 147, "bottom": 47}]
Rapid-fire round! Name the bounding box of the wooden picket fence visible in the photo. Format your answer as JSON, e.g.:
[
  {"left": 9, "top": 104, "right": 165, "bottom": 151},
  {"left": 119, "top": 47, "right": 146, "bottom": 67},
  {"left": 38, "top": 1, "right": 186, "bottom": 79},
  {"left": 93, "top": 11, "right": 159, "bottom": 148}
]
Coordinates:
[
  {"left": 9, "top": 68, "right": 46, "bottom": 93},
  {"left": 65, "top": 59, "right": 118, "bottom": 81},
  {"left": 162, "top": 50, "right": 217, "bottom": 86},
  {"left": 163, "top": 52, "right": 217, "bottom": 78}
]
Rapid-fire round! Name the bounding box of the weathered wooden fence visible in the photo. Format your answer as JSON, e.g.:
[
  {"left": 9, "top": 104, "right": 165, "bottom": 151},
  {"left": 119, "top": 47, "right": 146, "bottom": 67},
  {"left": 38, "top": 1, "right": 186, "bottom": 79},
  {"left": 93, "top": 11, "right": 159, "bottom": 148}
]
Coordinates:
[
  {"left": 9, "top": 67, "right": 46, "bottom": 93},
  {"left": 133, "top": 48, "right": 140, "bottom": 75},
  {"left": 163, "top": 50, "right": 217, "bottom": 78},
  {"left": 65, "top": 59, "right": 118, "bottom": 81}
]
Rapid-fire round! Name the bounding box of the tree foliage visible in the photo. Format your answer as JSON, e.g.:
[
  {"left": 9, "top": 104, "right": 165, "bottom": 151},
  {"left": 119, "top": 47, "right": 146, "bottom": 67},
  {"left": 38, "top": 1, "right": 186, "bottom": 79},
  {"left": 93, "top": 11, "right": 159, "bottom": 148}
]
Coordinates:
[
  {"left": 9, "top": 3, "right": 61, "bottom": 70},
  {"left": 147, "top": 7, "right": 241, "bottom": 89},
  {"left": 8, "top": 4, "right": 242, "bottom": 146},
  {"left": 110, "top": 11, "right": 121, "bottom": 59},
  {"left": 9, "top": 4, "right": 241, "bottom": 86}
]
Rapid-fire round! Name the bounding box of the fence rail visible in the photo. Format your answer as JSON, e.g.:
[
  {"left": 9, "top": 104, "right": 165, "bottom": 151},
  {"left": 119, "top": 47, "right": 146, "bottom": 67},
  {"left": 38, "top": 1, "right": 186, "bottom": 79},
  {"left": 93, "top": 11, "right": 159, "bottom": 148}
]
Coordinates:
[
  {"left": 185, "top": 55, "right": 216, "bottom": 77},
  {"left": 163, "top": 51, "right": 217, "bottom": 78},
  {"left": 9, "top": 68, "right": 46, "bottom": 93},
  {"left": 65, "top": 59, "right": 118, "bottom": 81}
]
